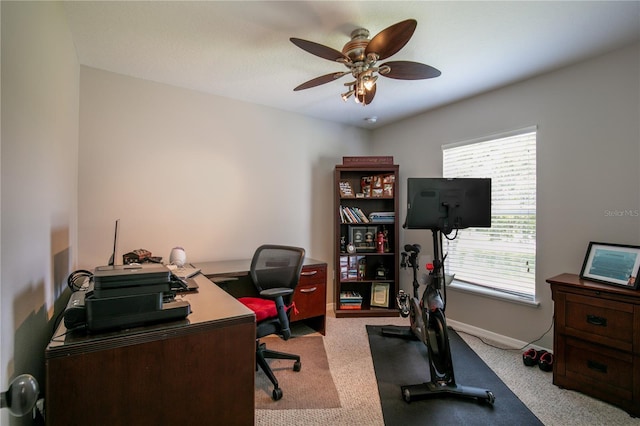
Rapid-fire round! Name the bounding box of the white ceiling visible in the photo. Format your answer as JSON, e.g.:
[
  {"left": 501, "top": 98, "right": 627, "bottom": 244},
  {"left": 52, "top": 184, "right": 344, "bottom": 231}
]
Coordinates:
[{"left": 62, "top": 1, "right": 640, "bottom": 129}]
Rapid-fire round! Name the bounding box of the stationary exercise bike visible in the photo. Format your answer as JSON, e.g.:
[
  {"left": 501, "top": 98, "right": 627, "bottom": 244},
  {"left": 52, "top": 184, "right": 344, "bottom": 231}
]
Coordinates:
[{"left": 383, "top": 229, "right": 495, "bottom": 405}]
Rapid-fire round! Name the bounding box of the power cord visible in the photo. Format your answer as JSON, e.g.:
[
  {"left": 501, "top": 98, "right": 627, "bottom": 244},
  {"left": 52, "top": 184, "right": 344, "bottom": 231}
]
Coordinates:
[
  {"left": 67, "top": 269, "right": 93, "bottom": 291},
  {"left": 51, "top": 323, "right": 88, "bottom": 342},
  {"left": 53, "top": 270, "right": 94, "bottom": 334},
  {"left": 453, "top": 317, "right": 554, "bottom": 352}
]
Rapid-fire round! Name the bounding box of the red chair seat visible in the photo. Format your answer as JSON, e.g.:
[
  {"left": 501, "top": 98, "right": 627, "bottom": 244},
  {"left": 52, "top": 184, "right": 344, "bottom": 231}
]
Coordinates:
[{"left": 239, "top": 297, "right": 277, "bottom": 322}]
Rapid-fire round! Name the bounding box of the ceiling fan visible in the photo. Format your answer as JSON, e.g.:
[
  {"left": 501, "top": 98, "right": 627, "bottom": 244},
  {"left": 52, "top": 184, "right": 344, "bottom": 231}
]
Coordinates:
[{"left": 290, "top": 19, "right": 441, "bottom": 105}]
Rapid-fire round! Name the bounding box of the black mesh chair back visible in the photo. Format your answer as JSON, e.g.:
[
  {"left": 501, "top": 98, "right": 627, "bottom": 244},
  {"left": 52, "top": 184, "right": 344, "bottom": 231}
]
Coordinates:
[{"left": 250, "top": 245, "right": 305, "bottom": 295}]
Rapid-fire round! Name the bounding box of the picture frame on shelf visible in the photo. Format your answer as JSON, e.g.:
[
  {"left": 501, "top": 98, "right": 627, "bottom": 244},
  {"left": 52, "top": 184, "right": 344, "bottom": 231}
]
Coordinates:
[
  {"left": 339, "top": 181, "right": 354, "bottom": 198},
  {"left": 579, "top": 241, "right": 640, "bottom": 289},
  {"left": 340, "top": 255, "right": 365, "bottom": 280},
  {"left": 370, "top": 282, "right": 390, "bottom": 307},
  {"left": 349, "top": 226, "right": 377, "bottom": 252}
]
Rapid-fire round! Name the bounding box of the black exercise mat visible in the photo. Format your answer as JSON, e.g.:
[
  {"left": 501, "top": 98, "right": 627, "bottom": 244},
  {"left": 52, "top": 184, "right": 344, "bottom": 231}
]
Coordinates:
[{"left": 367, "top": 325, "right": 543, "bottom": 426}]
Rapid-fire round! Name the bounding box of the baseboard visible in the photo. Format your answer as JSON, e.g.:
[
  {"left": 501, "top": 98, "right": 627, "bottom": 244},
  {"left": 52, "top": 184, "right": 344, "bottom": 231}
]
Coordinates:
[
  {"left": 447, "top": 319, "right": 551, "bottom": 353},
  {"left": 327, "top": 302, "right": 334, "bottom": 314},
  {"left": 326, "top": 302, "right": 550, "bottom": 352}
]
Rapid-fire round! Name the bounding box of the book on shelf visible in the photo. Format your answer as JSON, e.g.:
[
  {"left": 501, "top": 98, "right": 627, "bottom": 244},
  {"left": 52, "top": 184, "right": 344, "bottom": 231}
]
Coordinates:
[
  {"left": 339, "top": 291, "right": 363, "bottom": 309},
  {"left": 346, "top": 207, "right": 360, "bottom": 223},
  {"left": 353, "top": 207, "right": 369, "bottom": 223},
  {"left": 339, "top": 205, "right": 370, "bottom": 224},
  {"left": 339, "top": 291, "right": 363, "bottom": 301},
  {"left": 339, "top": 303, "right": 362, "bottom": 310},
  {"left": 339, "top": 300, "right": 362, "bottom": 305}
]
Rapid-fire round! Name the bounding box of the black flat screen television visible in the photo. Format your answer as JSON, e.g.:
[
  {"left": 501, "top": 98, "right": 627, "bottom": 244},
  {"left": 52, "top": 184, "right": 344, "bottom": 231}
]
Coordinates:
[{"left": 404, "top": 178, "right": 492, "bottom": 234}]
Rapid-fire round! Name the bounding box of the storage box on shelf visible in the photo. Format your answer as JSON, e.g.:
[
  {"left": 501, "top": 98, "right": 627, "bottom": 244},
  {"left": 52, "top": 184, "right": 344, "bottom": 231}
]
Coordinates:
[{"left": 334, "top": 158, "right": 399, "bottom": 318}]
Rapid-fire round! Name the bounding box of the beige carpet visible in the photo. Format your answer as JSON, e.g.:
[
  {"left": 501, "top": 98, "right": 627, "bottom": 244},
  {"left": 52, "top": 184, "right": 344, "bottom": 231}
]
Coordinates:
[
  {"left": 255, "top": 335, "right": 341, "bottom": 410},
  {"left": 256, "top": 314, "right": 640, "bottom": 426}
]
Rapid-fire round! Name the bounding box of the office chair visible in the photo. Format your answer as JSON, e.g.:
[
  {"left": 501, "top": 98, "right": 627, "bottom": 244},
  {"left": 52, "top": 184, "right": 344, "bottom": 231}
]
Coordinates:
[{"left": 238, "top": 244, "right": 306, "bottom": 401}]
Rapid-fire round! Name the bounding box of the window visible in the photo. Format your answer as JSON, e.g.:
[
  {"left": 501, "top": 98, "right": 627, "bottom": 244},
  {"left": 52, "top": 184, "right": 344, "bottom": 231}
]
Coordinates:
[{"left": 442, "top": 127, "right": 537, "bottom": 300}]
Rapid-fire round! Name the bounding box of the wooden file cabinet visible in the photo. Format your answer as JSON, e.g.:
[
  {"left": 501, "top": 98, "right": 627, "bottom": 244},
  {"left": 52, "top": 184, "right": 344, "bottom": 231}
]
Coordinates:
[
  {"left": 290, "top": 262, "right": 327, "bottom": 335},
  {"left": 547, "top": 273, "right": 640, "bottom": 417}
]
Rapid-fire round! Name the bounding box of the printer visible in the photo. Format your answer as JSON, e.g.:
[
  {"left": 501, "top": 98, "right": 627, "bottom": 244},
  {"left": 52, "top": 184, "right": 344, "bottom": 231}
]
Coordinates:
[{"left": 64, "top": 264, "right": 191, "bottom": 332}]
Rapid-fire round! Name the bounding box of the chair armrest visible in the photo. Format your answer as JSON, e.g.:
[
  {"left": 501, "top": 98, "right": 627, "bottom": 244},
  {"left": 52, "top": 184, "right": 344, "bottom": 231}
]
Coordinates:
[
  {"left": 259, "top": 288, "right": 294, "bottom": 339},
  {"left": 259, "top": 288, "right": 294, "bottom": 299}
]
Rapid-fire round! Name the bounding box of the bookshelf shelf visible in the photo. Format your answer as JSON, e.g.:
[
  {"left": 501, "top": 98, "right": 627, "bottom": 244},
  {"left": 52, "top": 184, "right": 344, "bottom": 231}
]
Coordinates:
[{"left": 334, "top": 160, "right": 399, "bottom": 318}]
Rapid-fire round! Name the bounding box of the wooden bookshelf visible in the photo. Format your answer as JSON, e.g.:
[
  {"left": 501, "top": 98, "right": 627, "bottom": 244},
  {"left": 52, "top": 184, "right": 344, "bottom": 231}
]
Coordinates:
[{"left": 334, "top": 159, "right": 399, "bottom": 318}]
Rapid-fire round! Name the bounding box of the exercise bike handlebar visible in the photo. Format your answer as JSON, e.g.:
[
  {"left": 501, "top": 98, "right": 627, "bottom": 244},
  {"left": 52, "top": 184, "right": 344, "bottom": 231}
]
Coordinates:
[{"left": 404, "top": 243, "right": 421, "bottom": 253}]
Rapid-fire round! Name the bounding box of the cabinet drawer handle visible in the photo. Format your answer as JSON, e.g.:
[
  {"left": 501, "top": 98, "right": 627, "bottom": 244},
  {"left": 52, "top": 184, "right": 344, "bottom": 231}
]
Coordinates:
[
  {"left": 300, "top": 287, "right": 317, "bottom": 293},
  {"left": 586, "top": 314, "right": 607, "bottom": 327},
  {"left": 587, "top": 360, "right": 608, "bottom": 374},
  {"left": 301, "top": 270, "right": 318, "bottom": 276}
]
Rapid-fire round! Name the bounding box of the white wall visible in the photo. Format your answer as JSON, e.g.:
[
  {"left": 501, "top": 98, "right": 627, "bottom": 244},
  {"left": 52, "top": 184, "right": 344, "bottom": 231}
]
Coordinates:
[
  {"left": 373, "top": 43, "right": 640, "bottom": 349},
  {"left": 1, "top": 5, "right": 638, "bottom": 423},
  {"left": 78, "top": 67, "right": 370, "bottom": 275},
  {"left": 1, "top": 2, "right": 79, "bottom": 424}
]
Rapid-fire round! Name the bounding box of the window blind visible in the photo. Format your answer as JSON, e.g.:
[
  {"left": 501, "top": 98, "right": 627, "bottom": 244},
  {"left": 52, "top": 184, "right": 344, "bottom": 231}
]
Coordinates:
[{"left": 442, "top": 128, "right": 537, "bottom": 298}]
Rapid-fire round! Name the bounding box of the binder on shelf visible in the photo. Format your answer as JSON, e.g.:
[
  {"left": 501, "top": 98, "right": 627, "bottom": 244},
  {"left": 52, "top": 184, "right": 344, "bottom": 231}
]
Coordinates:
[{"left": 369, "top": 211, "right": 395, "bottom": 223}]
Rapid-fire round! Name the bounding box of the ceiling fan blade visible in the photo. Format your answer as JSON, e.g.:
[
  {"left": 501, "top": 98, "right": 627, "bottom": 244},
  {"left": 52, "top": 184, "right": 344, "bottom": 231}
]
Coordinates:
[
  {"left": 294, "top": 72, "right": 347, "bottom": 91},
  {"left": 380, "top": 61, "right": 442, "bottom": 80},
  {"left": 365, "top": 19, "right": 417, "bottom": 60},
  {"left": 290, "top": 38, "right": 348, "bottom": 62}
]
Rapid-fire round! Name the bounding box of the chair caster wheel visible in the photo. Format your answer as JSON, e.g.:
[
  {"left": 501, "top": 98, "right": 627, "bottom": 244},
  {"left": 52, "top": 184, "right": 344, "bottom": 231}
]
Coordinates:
[
  {"left": 293, "top": 361, "right": 301, "bottom": 372},
  {"left": 272, "top": 388, "right": 283, "bottom": 401}
]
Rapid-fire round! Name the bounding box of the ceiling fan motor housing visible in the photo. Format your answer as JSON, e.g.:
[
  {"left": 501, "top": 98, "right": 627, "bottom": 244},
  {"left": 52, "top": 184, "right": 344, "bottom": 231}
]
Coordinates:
[{"left": 342, "top": 28, "right": 369, "bottom": 62}]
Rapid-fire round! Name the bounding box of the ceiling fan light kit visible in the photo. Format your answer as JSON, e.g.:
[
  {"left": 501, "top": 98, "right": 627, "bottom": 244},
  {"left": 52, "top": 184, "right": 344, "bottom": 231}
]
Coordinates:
[{"left": 290, "top": 19, "right": 441, "bottom": 106}]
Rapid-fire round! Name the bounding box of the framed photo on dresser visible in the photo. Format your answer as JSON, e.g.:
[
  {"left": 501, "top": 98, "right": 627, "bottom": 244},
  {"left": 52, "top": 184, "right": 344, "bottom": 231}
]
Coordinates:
[{"left": 580, "top": 241, "right": 640, "bottom": 289}]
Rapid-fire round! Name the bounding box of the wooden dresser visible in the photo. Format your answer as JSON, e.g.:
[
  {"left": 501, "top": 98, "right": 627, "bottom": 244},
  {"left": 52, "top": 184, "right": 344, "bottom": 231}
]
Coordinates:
[{"left": 547, "top": 273, "right": 640, "bottom": 417}]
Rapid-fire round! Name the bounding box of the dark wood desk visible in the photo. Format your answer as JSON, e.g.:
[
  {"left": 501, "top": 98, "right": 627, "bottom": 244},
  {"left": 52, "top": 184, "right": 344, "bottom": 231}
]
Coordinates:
[
  {"left": 45, "top": 274, "right": 255, "bottom": 426},
  {"left": 194, "top": 258, "right": 327, "bottom": 335}
]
